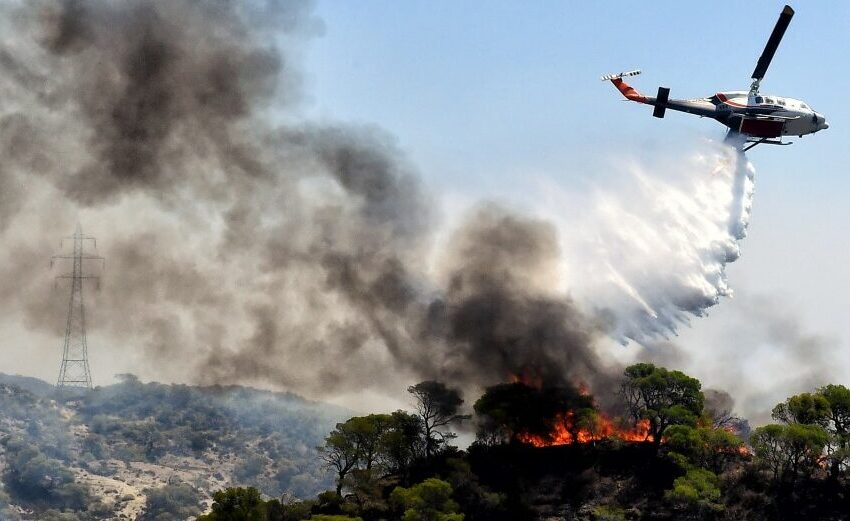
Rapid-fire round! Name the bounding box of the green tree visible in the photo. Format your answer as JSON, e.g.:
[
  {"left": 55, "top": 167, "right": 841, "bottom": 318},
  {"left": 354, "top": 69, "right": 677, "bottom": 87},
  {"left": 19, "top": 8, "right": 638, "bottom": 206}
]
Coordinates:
[
  {"left": 319, "top": 421, "right": 361, "bottom": 495},
  {"left": 817, "top": 384, "right": 850, "bottom": 477},
  {"left": 771, "top": 392, "right": 831, "bottom": 426},
  {"left": 408, "top": 381, "right": 470, "bottom": 458},
  {"left": 665, "top": 468, "right": 723, "bottom": 518},
  {"left": 196, "top": 487, "right": 267, "bottom": 521},
  {"left": 664, "top": 425, "right": 744, "bottom": 473},
  {"left": 320, "top": 412, "right": 424, "bottom": 495},
  {"left": 391, "top": 478, "right": 465, "bottom": 521},
  {"left": 619, "top": 363, "right": 704, "bottom": 446},
  {"left": 751, "top": 423, "right": 829, "bottom": 483},
  {"left": 1, "top": 438, "right": 93, "bottom": 511},
  {"left": 379, "top": 411, "right": 425, "bottom": 481},
  {"left": 140, "top": 483, "right": 203, "bottom": 520},
  {"left": 342, "top": 468, "right": 388, "bottom": 515},
  {"left": 347, "top": 414, "right": 393, "bottom": 471}
]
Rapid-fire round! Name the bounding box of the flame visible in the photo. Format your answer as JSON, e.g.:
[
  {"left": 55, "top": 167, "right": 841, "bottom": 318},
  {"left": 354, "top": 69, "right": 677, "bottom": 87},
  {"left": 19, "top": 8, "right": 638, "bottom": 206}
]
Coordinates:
[{"left": 517, "top": 412, "right": 653, "bottom": 447}]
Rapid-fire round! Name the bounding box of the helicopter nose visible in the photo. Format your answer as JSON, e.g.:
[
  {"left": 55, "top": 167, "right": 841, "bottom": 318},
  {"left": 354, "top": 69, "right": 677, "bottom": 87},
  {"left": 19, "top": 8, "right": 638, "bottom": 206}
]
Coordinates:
[{"left": 816, "top": 113, "right": 829, "bottom": 130}]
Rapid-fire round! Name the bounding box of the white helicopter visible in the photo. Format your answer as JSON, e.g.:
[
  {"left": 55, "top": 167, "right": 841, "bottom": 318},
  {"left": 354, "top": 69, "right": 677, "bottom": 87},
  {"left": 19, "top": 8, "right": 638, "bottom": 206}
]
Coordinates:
[{"left": 602, "top": 5, "right": 828, "bottom": 151}]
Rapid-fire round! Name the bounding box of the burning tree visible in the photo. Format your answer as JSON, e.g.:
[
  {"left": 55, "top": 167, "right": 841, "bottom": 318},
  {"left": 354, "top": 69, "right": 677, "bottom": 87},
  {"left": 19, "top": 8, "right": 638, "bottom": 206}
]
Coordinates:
[
  {"left": 472, "top": 382, "right": 566, "bottom": 445},
  {"left": 472, "top": 381, "right": 651, "bottom": 447}
]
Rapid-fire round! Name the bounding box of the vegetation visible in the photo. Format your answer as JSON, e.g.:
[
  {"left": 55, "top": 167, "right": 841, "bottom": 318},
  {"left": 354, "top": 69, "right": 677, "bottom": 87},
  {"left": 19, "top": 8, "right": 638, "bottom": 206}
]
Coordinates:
[
  {"left": 4, "top": 371, "right": 850, "bottom": 519},
  {"left": 203, "top": 371, "right": 850, "bottom": 521},
  {"left": 407, "top": 382, "right": 470, "bottom": 459},
  {"left": 139, "top": 483, "right": 204, "bottom": 520},
  {"left": 0, "top": 373, "right": 347, "bottom": 520},
  {"left": 619, "top": 363, "right": 704, "bottom": 446}
]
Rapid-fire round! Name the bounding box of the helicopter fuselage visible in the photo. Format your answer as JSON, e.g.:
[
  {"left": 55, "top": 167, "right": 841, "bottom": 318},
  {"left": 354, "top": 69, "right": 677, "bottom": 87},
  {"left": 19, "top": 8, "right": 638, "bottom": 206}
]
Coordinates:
[
  {"left": 649, "top": 90, "right": 828, "bottom": 138},
  {"left": 609, "top": 77, "right": 828, "bottom": 141}
]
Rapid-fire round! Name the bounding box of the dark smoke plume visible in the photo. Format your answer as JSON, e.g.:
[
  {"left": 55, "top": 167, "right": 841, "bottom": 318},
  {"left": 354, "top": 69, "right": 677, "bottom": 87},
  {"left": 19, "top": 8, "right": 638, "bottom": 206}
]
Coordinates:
[
  {"left": 422, "top": 206, "right": 613, "bottom": 391},
  {"left": 0, "top": 0, "right": 614, "bottom": 401}
]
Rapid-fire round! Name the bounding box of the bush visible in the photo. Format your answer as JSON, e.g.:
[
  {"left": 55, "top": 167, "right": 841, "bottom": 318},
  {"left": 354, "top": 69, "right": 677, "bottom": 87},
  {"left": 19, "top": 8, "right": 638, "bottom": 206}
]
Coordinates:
[
  {"left": 139, "top": 483, "right": 203, "bottom": 520},
  {"left": 2, "top": 438, "right": 93, "bottom": 511}
]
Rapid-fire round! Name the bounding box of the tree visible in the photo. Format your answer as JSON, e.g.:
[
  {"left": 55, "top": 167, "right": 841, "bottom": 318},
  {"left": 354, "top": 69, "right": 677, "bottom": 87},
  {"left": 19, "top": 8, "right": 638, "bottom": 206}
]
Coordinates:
[
  {"left": 770, "top": 387, "right": 850, "bottom": 479},
  {"left": 391, "top": 478, "right": 465, "bottom": 521},
  {"left": 771, "top": 393, "right": 830, "bottom": 426},
  {"left": 665, "top": 468, "right": 723, "bottom": 518},
  {"left": 473, "top": 382, "right": 595, "bottom": 445},
  {"left": 346, "top": 414, "right": 393, "bottom": 471},
  {"left": 750, "top": 423, "right": 829, "bottom": 483},
  {"left": 1, "top": 438, "right": 94, "bottom": 512},
  {"left": 819, "top": 384, "right": 850, "bottom": 437},
  {"left": 140, "top": 483, "right": 203, "bottom": 520},
  {"left": 619, "top": 363, "right": 704, "bottom": 446},
  {"left": 320, "top": 412, "right": 423, "bottom": 495},
  {"left": 196, "top": 487, "right": 267, "bottom": 521},
  {"left": 379, "top": 411, "right": 425, "bottom": 481},
  {"left": 473, "top": 383, "right": 552, "bottom": 444},
  {"left": 408, "top": 381, "right": 470, "bottom": 458},
  {"left": 664, "top": 424, "right": 744, "bottom": 474},
  {"left": 817, "top": 384, "right": 850, "bottom": 477},
  {"left": 319, "top": 423, "right": 360, "bottom": 496}
]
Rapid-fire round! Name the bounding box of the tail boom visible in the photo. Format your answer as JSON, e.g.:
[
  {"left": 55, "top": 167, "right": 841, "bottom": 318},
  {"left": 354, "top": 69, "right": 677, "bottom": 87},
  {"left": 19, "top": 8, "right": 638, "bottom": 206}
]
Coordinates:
[
  {"left": 602, "top": 69, "right": 647, "bottom": 103},
  {"left": 611, "top": 77, "right": 648, "bottom": 103}
]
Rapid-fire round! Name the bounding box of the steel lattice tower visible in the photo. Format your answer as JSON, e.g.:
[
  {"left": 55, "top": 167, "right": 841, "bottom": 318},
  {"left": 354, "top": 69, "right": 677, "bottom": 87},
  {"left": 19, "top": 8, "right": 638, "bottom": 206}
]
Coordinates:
[{"left": 51, "top": 224, "right": 104, "bottom": 390}]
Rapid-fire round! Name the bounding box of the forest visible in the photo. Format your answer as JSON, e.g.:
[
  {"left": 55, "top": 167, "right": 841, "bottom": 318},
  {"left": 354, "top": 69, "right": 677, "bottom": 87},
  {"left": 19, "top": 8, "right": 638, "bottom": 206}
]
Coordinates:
[{"left": 199, "top": 365, "right": 850, "bottom": 521}]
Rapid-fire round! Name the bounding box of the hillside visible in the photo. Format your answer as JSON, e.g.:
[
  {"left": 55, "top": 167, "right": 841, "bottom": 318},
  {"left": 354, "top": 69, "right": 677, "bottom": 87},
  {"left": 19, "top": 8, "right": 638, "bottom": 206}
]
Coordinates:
[{"left": 0, "top": 374, "right": 349, "bottom": 520}]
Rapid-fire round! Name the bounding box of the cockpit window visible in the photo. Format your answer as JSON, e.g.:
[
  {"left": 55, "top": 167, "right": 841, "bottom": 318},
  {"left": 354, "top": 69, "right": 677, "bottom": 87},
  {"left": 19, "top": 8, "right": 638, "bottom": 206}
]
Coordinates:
[
  {"left": 765, "top": 97, "right": 774, "bottom": 104},
  {"left": 801, "top": 103, "right": 809, "bottom": 109},
  {"left": 778, "top": 99, "right": 786, "bottom": 106},
  {"left": 755, "top": 96, "right": 764, "bottom": 104}
]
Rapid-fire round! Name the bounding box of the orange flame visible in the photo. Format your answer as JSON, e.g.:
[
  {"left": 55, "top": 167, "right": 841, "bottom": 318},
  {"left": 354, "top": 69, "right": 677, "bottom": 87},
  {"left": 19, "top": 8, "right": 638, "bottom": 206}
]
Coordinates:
[{"left": 517, "top": 412, "right": 653, "bottom": 447}]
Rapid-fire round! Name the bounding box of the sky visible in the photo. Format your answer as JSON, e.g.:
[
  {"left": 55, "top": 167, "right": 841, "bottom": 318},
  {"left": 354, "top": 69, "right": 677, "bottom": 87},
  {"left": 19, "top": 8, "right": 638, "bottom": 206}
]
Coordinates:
[
  {"left": 296, "top": 0, "right": 850, "bottom": 417},
  {"left": 2, "top": 1, "right": 849, "bottom": 421}
]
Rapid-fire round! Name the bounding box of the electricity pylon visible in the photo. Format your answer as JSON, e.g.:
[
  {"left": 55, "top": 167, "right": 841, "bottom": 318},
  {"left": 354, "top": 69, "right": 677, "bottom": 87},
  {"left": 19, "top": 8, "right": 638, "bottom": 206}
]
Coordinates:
[{"left": 51, "top": 224, "right": 104, "bottom": 390}]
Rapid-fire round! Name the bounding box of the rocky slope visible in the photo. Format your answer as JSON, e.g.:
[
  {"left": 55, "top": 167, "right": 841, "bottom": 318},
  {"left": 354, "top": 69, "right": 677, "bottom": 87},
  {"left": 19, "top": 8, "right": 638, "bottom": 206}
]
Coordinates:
[{"left": 0, "top": 374, "right": 348, "bottom": 520}]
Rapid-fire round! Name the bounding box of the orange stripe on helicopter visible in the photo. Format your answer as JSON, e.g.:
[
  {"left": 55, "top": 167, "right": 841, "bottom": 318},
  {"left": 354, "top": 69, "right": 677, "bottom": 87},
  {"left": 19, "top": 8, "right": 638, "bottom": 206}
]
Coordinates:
[
  {"left": 716, "top": 92, "right": 755, "bottom": 109},
  {"left": 611, "top": 78, "right": 647, "bottom": 103}
]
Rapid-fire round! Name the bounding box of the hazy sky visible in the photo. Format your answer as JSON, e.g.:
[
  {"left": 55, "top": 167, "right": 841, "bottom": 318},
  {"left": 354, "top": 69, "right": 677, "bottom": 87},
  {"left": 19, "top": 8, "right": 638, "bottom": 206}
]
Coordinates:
[
  {"left": 297, "top": 0, "right": 850, "bottom": 416},
  {"left": 4, "top": 1, "right": 849, "bottom": 420}
]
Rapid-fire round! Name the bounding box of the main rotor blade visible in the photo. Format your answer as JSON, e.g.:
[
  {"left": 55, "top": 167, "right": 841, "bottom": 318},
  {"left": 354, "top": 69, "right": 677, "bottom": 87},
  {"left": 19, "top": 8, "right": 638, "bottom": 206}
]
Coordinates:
[{"left": 751, "top": 5, "right": 794, "bottom": 81}]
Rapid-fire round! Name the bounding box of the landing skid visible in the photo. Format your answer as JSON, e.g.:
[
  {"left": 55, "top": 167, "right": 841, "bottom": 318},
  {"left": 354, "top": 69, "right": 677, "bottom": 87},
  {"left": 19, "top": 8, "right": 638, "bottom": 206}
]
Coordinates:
[{"left": 743, "top": 137, "right": 792, "bottom": 152}]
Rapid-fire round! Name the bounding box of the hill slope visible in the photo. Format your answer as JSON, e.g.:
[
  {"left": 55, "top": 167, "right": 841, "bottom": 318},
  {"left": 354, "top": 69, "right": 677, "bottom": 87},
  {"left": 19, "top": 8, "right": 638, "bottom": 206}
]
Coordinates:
[{"left": 0, "top": 375, "right": 348, "bottom": 520}]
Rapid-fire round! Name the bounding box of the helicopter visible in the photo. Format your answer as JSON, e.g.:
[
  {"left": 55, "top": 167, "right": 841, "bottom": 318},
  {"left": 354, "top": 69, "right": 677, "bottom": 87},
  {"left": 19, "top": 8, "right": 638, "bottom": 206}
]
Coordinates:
[{"left": 602, "top": 5, "right": 828, "bottom": 152}]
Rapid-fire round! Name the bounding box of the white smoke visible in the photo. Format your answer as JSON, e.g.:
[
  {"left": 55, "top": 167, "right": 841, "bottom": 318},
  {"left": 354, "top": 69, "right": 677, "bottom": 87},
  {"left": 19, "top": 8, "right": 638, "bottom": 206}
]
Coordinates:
[{"left": 538, "top": 140, "right": 755, "bottom": 342}]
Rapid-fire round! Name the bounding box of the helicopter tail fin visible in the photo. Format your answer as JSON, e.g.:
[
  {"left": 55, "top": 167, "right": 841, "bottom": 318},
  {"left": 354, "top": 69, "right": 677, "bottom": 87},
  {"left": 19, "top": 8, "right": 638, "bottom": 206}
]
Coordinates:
[{"left": 601, "top": 70, "right": 646, "bottom": 103}]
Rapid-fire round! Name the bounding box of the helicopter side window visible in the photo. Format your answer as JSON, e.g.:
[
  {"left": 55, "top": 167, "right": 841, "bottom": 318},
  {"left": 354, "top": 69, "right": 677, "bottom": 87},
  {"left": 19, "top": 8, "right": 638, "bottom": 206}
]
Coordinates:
[
  {"left": 765, "top": 97, "right": 774, "bottom": 104},
  {"left": 755, "top": 96, "right": 764, "bottom": 104},
  {"left": 778, "top": 99, "right": 786, "bottom": 106},
  {"left": 801, "top": 103, "right": 809, "bottom": 109}
]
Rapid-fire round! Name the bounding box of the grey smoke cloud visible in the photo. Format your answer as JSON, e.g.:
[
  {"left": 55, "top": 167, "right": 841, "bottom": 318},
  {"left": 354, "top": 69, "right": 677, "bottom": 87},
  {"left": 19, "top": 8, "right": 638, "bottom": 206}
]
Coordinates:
[
  {"left": 0, "top": 0, "right": 807, "bottom": 417},
  {"left": 0, "top": 0, "right": 613, "bottom": 400}
]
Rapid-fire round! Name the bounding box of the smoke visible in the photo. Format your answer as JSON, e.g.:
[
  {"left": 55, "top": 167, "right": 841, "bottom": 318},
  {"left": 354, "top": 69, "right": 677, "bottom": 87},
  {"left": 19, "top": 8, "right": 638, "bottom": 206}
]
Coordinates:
[
  {"left": 670, "top": 295, "right": 840, "bottom": 425},
  {"left": 423, "top": 205, "right": 613, "bottom": 391},
  {"left": 0, "top": 0, "right": 764, "bottom": 407}
]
